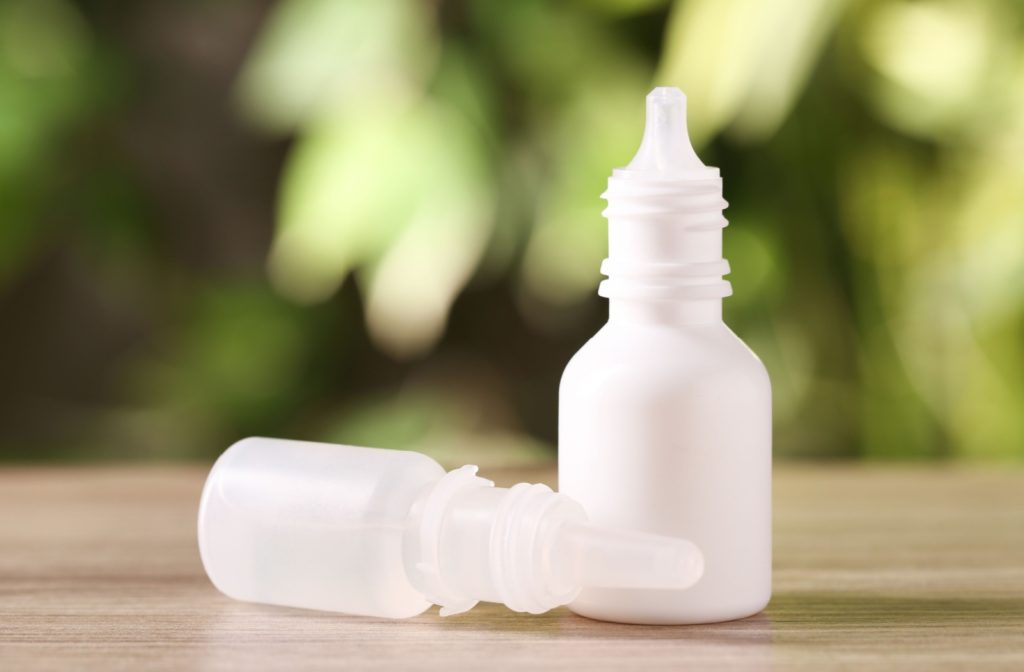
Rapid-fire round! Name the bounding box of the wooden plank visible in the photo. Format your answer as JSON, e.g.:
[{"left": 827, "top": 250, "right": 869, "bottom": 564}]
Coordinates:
[{"left": 1, "top": 465, "right": 1022, "bottom": 671}]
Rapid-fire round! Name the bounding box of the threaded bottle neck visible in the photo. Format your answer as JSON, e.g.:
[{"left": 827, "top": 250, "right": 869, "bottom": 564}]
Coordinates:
[
  {"left": 600, "top": 173, "right": 730, "bottom": 323},
  {"left": 403, "top": 465, "right": 705, "bottom": 617},
  {"left": 403, "top": 466, "right": 585, "bottom": 616},
  {"left": 609, "top": 297, "right": 722, "bottom": 325}
]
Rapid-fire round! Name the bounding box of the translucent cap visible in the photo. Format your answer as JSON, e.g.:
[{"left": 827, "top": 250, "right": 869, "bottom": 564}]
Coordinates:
[
  {"left": 620, "top": 87, "right": 712, "bottom": 178},
  {"left": 556, "top": 521, "right": 704, "bottom": 591},
  {"left": 407, "top": 468, "right": 705, "bottom": 616}
]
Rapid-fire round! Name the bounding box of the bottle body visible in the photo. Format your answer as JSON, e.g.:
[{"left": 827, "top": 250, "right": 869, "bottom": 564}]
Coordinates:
[
  {"left": 559, "top": 312, "right": 772, "bottom": 624},
  {"left": 198, "top": 437, "right": 444, "bottom": 618},
  {"left": 199, "top": 437, "right": 705, "bottom": 619},
  {"left": 558, "top": 86, "right": 773, "bottom": 624}
]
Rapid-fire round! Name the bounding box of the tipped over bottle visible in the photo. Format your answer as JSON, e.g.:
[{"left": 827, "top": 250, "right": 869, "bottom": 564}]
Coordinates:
[{"left": 198, "top": 438, "right": 703, "bottom": 619}]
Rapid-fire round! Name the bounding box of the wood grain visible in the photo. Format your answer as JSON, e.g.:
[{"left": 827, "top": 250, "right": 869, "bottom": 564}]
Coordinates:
[{"left": 1, "top": 465, "right": 1022, "bottom": 671}]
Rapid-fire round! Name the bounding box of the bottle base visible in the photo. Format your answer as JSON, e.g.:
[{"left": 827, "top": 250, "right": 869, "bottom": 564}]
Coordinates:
[{"left": 567, "top": 592, "right": 770, "bottom": 626}]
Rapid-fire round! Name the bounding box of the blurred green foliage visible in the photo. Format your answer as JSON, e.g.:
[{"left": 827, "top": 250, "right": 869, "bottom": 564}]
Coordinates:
[{"left": 0, "top": 0, "right": 1022, "bottom": 464}]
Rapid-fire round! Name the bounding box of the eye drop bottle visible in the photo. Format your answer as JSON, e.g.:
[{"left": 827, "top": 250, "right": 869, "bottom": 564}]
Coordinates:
[
  {"left": 198, "top": 437, "right": 703, "bottom": 619},
  {"left": 558, "top": 87, "right": 772, "bottom": 624}
]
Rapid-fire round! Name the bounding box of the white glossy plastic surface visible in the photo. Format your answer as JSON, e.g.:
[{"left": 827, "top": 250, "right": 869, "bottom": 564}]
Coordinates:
[
  {"left": 559, "top": 88, "right": 772, "bottom": 625},
  {"left": 199, "top": 438, "right": 703, "bottom": 619}
]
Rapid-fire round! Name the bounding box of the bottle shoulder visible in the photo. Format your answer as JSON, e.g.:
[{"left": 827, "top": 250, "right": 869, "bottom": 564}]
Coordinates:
[{"left": 561, "top": 321, "right": 769, "bottom": 392}]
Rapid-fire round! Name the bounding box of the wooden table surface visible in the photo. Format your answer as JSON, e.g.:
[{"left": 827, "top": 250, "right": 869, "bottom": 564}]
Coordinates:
[{"left": 2, "top": 464, "right": 1022, "bottom": 671}]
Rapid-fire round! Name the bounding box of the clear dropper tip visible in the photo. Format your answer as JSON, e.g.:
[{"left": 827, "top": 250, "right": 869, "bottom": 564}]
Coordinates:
[
  {"left": 562, "top": 522, "right": 704, "bottom": 591},
  {"left": 624, "top": 86, "right": 706, "bottom": 176},
  {"left": 649, "top": 86, "right": 685, "bottom": 103}
]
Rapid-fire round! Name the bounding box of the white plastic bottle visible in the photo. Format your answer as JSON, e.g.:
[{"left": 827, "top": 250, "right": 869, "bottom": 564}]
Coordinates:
[
  {"left": 559, "top": 87, "right": 772, "bottom": 625},
  {"left": 198, "top": 437, "right": 704, "bottom": 619}
]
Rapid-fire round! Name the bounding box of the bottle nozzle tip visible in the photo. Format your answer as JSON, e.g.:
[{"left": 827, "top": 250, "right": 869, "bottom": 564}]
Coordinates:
[
  {"left": 624, "top": 86, "right": 706, "bottom": 177},
  {"left": 561, "top": 522, "right": 704, "bottom": 591},
  {"left": 648, "top": 86, "right": 686, "bottom": 103},
  {"left": 657, "top": 537, "right": 705, "bottom": 589}
]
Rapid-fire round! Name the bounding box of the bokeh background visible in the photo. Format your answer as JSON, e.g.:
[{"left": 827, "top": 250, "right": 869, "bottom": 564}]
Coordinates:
[{"left": 1, "top": 0, "right": 1022, "bottom": 466}]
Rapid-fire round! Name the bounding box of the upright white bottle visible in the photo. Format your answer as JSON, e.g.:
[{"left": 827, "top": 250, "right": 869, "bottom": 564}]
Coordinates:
[{"left": 559, "top": 87, "right": 772, "bottom": 625}]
